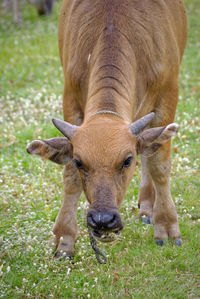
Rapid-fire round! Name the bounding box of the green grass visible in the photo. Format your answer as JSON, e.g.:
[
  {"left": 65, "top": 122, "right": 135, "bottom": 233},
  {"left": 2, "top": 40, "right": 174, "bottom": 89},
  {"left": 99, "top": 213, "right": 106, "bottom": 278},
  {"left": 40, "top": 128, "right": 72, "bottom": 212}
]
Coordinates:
[{"left": 0, "top": 0, "right": 200, "bottom": 298}]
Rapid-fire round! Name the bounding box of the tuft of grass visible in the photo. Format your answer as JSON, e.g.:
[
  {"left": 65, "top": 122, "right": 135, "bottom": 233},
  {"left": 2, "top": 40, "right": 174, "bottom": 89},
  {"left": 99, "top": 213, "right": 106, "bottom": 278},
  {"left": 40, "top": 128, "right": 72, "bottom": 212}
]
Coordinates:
[{"left": 0, "top": 0, "right": 200, "bottom": 298}]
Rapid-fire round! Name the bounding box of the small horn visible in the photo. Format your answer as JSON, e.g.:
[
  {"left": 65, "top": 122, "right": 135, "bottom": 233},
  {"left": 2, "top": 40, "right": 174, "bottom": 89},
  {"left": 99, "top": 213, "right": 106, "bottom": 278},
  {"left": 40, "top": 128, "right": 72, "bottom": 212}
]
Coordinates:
[
  {"left": 52, "top": 118, "right": 79, "bottom": 140},
  {"left": 129, "top": 112, "right": 155, "bottom": 136}
]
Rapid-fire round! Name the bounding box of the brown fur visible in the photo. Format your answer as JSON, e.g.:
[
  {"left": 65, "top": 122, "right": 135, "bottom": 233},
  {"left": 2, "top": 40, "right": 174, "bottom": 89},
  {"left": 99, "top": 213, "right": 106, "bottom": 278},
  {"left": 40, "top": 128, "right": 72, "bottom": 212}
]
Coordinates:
[{"left": 27, "top": 0, "right": 187, "bottom": 255}]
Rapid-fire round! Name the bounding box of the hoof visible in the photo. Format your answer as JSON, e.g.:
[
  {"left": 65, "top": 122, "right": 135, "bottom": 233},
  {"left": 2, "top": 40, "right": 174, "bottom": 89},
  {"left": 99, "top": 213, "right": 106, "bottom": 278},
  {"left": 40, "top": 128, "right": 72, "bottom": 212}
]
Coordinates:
[
  {"left": 175, "top": 238, "right": 182, "bottom": 246},
  {"left": 155, "top": 240, "right": 164, "bottom": 246},
  {"left": 140, "top": 216, "right": 153, "bottom": 225},
  {"left": 55, "top": 252, "right": 73, "bottom": 259}
]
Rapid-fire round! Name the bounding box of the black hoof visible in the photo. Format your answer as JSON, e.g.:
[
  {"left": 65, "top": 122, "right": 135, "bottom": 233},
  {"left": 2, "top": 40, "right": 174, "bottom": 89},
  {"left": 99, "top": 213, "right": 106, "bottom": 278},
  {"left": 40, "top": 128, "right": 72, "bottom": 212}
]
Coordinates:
[
  {"left": 140, "top": 216, "right": 153, "bottom": 225},
  {"left": 175, "top": 238, "right": 182, "bottom": 246},
  {"left": 55, "top": 252, "right": 73, "bottom": 259},
  {"left": 155, "top": 240, "right": 164, "bottom": 246}
]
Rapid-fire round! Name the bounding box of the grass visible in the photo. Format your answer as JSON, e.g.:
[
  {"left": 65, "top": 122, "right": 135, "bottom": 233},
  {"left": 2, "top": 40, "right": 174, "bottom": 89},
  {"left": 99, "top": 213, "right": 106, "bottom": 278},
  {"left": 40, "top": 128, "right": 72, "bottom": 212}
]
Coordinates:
[{"left": 0, "top": 0, "right": 200, "bottom": 298}]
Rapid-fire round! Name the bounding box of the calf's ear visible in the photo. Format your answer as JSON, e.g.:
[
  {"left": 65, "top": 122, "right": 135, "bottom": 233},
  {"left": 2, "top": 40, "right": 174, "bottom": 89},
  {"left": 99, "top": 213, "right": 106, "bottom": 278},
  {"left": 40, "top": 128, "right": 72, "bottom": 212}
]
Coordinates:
[
  {"left": 136, "top": 123, "right": 179, "bottom": 157},
  {"left": 26, "top": 137, "right": 73, "bottom": 165}
]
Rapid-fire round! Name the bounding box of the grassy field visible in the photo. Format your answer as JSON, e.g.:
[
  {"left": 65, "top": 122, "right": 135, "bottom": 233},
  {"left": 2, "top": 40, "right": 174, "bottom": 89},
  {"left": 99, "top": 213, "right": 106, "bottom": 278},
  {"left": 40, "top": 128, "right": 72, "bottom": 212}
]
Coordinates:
[{"left": 0, "top": 0, "right": 200, "bottom": 298}]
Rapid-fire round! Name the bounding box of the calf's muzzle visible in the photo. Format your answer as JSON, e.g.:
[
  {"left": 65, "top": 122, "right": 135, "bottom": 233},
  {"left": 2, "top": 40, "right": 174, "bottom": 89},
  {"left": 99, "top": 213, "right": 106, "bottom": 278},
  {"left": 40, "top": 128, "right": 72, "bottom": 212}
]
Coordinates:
[{"left": 87, "top": 210, "right": 123, "bottom": 232}]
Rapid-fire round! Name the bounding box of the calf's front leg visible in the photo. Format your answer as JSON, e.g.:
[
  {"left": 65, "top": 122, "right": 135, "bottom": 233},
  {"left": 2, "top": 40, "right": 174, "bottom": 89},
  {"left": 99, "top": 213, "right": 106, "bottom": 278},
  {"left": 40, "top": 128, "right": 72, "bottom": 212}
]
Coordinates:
[
  {"left": 53, "top": 161, "right": 82, "bottom": 257},
  {"left": 147, "top": 141, "right": 181, "bottom": 246},
  {"left": 26, "top": 137, "right": 82, "bottom": 257}
]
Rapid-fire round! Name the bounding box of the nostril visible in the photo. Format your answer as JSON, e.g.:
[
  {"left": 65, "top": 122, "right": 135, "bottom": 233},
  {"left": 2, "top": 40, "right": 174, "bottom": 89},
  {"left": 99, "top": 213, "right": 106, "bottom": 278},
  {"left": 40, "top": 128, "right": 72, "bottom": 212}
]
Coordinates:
[
  {"left": 107, "top": 215, "right": 117, "bottom": 229},
  {"left": 87, "top": 213, "right": 97, "bottom": 228}
]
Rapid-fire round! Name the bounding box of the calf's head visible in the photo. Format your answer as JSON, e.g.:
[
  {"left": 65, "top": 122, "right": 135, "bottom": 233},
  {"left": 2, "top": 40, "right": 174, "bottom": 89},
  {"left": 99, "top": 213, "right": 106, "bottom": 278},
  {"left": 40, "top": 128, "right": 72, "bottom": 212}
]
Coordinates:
[{"left": 27, "top": 112, "right": 178, "bottom": 241}]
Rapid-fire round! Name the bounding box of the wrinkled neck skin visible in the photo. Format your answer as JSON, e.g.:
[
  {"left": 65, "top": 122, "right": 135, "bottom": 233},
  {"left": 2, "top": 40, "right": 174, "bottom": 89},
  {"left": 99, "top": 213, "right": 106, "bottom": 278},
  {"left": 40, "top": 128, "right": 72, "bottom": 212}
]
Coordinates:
[{"left": 84, "top": 25, "right": 136, "bottom": 124}]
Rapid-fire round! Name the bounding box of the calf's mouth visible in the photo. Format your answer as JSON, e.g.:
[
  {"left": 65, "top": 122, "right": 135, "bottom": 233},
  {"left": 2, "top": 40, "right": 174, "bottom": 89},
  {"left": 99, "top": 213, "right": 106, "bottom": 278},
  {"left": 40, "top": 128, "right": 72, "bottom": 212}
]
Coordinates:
[
  {"left": 87, "top": 209, "right": 123, "bottom": 242},
  {"left": 92, "top": 228, "right": 122, "bottom": 242}
]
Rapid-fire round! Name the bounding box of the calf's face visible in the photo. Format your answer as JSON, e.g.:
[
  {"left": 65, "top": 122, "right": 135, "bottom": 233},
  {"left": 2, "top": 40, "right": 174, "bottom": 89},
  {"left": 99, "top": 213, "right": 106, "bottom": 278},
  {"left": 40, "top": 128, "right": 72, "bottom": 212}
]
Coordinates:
[
  {"left": 71, "top": 118, "right": 137, "bottom": 239},
  {"left": 27, "top": 113, "right": 178, "bottom": 241}
]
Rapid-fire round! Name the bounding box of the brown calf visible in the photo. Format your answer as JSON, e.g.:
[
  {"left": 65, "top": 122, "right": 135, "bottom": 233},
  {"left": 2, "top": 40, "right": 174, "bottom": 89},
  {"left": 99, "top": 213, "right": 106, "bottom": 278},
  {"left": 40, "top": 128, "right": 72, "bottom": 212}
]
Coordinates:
[{"left": 27, "top": 0, "right": 187, "bottom": 257}]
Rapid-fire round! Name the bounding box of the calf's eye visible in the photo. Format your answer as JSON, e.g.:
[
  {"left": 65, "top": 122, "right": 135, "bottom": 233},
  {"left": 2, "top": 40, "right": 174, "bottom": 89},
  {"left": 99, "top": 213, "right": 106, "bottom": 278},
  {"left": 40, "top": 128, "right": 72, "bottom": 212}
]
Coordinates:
[
  {"left": 122, "top": 156, "right": 133, "bottom": 168},
  {"left": 74, "top": 159, "right": 84, "bottom": 170}
]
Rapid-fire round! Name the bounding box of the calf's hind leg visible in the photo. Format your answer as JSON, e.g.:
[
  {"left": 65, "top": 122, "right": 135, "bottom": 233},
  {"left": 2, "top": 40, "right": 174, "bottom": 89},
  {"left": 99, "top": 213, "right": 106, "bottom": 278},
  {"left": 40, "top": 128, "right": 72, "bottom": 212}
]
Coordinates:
[
  {"left": 138, "top": 155, "right": 155, "bottom": 224},
  {"left": 53, "top": 161, "right": 82, "bottom": 257}
]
